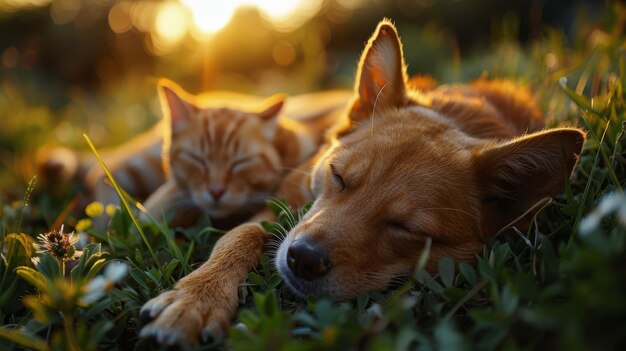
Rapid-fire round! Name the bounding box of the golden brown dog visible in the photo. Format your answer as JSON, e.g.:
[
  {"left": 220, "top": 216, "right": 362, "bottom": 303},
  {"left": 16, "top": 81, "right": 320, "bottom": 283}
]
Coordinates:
[{"left": 139, "top": 19, "right": 585, "bottom": 346}]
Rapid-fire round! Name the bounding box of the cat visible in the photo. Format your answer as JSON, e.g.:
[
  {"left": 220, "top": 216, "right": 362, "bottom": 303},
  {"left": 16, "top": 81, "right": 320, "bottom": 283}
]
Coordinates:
[{"left": 38, "top": 80, "right": 351, "bottom": 227}]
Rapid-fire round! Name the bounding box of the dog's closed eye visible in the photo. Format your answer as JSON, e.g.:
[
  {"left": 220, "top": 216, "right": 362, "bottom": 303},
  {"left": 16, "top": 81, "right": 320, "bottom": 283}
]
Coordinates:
[
  {"left": 384, "top": 219, "right": 411, "bottom": 233},
  {"left": 329, "top": 164, "right": 345, "bottom": 191}
]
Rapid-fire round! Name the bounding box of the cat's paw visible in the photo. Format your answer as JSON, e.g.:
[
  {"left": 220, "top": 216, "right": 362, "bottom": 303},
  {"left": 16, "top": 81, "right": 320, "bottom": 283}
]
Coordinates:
[{"left": 139, "top": 287, "right": 233, "bottom": 346}]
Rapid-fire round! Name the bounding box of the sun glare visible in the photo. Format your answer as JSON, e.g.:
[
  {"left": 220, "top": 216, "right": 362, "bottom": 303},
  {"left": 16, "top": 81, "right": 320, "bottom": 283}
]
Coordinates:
[
  {"left": 180, "top": 0, "right": 323, "bottom": 36},
  {"left": 181, "top": 0, "right": 239, "bottom": 35},
  {"left": 255, "top": 0, "right": 301, "bottom": 19}
]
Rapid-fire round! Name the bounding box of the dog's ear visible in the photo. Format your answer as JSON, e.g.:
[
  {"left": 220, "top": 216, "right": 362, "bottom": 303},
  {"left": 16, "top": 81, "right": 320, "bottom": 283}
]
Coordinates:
[
  {"left": 474, "top": 128, "right": 585, "bottom": 236},
  {"left": 350, "top": 19, "right": 408, "bottom": 123}
]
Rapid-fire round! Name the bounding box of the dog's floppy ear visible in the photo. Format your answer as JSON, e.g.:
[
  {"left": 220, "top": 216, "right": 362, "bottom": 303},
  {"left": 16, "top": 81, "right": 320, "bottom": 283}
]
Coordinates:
[
  {"left": 475, "top": 128, "right": 585, "bottom": 236},
  {"left": 350, "top": 19, "right": 408, "bottom": 123}
]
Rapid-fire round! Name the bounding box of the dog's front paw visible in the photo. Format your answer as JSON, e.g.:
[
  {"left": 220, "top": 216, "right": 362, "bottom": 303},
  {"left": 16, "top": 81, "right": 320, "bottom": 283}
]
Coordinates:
[{"left": 139, "top": 287, "right": 233, "bottom": 347}]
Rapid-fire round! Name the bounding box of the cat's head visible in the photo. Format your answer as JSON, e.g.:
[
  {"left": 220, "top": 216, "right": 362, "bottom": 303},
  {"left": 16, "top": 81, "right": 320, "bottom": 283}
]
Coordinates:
[{"left": 158, "top": 80, "right": 285, "bottom": 219}]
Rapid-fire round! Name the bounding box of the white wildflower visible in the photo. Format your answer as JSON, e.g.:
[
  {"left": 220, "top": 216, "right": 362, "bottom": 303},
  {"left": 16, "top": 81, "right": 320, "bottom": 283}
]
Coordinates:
[
  {"left": 82, "top": 261, "right": 129, "bottom": 304},
  {"left": 579, "top": 191, "right": 626, "bottom": 236}
]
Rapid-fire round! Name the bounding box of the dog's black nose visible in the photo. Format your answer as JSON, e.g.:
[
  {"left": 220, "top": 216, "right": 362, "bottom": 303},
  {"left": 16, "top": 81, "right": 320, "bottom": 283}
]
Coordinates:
[{"left": 287, "top": 239, "right": 332, "bottom": 280}]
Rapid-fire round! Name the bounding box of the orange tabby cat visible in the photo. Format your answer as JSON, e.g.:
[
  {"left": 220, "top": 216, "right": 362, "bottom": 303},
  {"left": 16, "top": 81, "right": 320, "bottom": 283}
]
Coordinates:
[{"left": 38, "top": 81, "right": 351, "bottom": 227}]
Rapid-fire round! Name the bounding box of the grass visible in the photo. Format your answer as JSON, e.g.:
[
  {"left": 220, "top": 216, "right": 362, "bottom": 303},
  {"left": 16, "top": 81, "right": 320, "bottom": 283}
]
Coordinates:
[{"left": 1, "top": 6, "right": 626, "bottom": 351}]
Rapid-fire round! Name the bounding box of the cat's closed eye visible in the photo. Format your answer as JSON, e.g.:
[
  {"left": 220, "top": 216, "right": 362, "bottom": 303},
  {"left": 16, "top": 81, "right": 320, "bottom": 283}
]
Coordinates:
[
  {"left": 181, "top": 152, "right": 206, "bottom": 169},
  {"left": 230, "top": 156, "right": 255, "bottom": 173}
]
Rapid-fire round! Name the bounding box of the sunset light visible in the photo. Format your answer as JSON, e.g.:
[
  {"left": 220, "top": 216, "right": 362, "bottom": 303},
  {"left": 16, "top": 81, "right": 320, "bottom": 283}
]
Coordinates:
[
  {"left": 180, "top": 0, "right": 323, "bottom": 36},
  {"left": 181, "top": 0, "right": 238, "bottom": 35}
]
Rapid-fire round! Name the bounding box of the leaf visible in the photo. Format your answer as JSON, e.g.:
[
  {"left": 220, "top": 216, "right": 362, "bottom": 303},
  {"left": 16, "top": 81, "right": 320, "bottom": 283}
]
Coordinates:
[
  {"left": 129, "top": 269, "right": 149, "bottom": 290},
  {"left": 164, "top": 259, "right": 179, "bottom": 280},
  {"left": 293, "top": 311, "right": 319, "bottom": 329},
  {"left": 248, "top": 272, "right": 265, "bottom": 287},
  {"left": 0, "top": 326, "right": 49, "bottom": 351},
  {"left": 477, "top": 259, "right": 497, "bottom": 284},
  {"left": 459, "top": 263, "right": 477, "bottom": 286},
  {"left": 444, "top": 287, "right": 466, "bottom": 301},
  {"left": 15, "top": 267, "right": 49, "bottom": 292},
  {"left": 0, "top": 279, "right": 18, "bottom": 309},
  {"left": 34, "top": 253, "right": 62, "bottom": 280},
  {"left": 433, "top": 320, "right": 465, "bottom": 351},
  {"left": 4, "top": 233, "right": 34, "bottom": 267},
  {"left": 357, "top": 294, "right": 370, "bottom": 314},
  {"left": 87, "top": 320, "right": 115, "bottom": 346},
  {"left": 238, "top": 309, "right": 261, "bottom": 328},
  {"left": 22, "top": 296, "right": 54, "bottom": 325},
  {"left": 501, "top": 286, "right": 519, "bottom": 316},
  {"left": 395, "top": 327, "right": 420, "bottom": 351},
  {"left": 314, "top": 299, "right": 334, "bottom": 327},
  {"left": 415, "top": 269, "right": 430, "bottom": 285},
  {"left": 438, "top": 257, "right": 455, "bottom": 288},
  {"left": 70, "top": 244, "right": 106, "bottom": 281},
  {"left": 267, "top": 273, "right": 282, "bottom": 288},
  {"left": 424, "top": 278, "right": 445, "bottom": 295}
]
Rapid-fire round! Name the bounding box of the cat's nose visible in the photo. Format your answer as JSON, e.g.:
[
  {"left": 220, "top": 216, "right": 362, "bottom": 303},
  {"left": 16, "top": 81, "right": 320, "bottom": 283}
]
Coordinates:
[
  {"left": 209, "top": 186, "right": 225, "bottom": 202},
  {"left": 287, "top": 239, "right": 332, "bottom": 280}
]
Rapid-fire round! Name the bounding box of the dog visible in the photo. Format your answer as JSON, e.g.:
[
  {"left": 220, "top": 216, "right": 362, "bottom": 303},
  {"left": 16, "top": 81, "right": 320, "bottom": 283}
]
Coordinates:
[{"left": 139, "top": 19, "right": 585, "bottom": 346}]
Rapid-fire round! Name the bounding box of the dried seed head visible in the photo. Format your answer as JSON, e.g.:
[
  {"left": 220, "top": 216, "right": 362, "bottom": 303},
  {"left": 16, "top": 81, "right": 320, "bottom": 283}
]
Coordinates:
[{"left": 36, "top": 225, "right": 78, "bottom": 261}]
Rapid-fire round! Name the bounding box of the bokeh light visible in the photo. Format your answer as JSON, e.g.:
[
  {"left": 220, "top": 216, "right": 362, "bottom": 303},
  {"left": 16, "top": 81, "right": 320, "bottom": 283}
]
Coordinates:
[
  {"left": 0, "top": 0, "right": 51, "bottom": 12},
  {"left": 155, "top": 2, "right": 188, "bottom": 44},
  {"left": 108, "top": 2, "right": 133, "bottom": 34}
]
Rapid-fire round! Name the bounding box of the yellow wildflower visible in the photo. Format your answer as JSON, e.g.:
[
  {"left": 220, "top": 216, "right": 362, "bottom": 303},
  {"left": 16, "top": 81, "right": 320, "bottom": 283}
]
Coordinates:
[
  {"left": 105, "top": 204, "right": 118, "bottom": 217},
  {"left": 85, "top": 202, "right": 104, "bottom": 218},
  {"left": 75, "top": 218, "right": 92, "bottom": 232}
]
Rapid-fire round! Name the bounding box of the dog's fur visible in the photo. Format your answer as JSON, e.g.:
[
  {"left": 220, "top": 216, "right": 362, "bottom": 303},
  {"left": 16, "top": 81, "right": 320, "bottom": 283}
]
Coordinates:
[{"left": 140, "top": 20, "right": 585, "bottom": 345}]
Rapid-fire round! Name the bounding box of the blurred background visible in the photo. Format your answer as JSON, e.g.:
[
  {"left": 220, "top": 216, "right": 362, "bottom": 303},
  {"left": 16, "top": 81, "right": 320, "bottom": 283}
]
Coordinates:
[{"left": 0, "top": 0, "right": 613, "bottom": 202}]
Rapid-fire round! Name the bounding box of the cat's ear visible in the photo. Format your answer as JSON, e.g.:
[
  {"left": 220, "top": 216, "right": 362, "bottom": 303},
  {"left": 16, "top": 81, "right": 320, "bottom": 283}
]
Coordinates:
[
  {"left": 257, "top": 94, "right": 286, "bottom": 139},
  {"left": 158, "top": 79, "right": 196, "bottom": 133},
  {"left": 350, "top": 19, "right": 409, "bottom": 123},
  {"left": 475, "top": 128, "right": 585, "bottom": 236},
  {"left": 258, "top": 93, "right": 286, "bottom": 121}
]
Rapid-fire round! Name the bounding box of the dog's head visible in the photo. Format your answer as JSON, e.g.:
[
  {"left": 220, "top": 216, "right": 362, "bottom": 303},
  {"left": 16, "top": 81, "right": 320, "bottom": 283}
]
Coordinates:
[{"left": 276, "top": 20, "right": 585, "bottom": 300}]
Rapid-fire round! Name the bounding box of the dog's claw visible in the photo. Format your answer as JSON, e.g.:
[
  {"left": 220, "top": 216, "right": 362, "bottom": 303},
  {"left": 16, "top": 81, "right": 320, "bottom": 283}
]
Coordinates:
[
  {"left": 201, "top": 322, "right": 225, "bottom": 344},
  {"left": 139, "top": 309, "right": 151, "bottom": 324},
  {"left": 201, "top": 328, "right": 215, "bottom": 344},
  {"left": 139, "top": 286, "right": 235, "bottom": 347}
]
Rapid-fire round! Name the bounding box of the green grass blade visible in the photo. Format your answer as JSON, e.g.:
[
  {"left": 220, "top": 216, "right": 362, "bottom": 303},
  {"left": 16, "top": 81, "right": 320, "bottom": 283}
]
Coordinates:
[
  {"left": 559, "top": 77, "right": 605, "bottom": 117},
  {"left": 83, "top": 134, "right": 162, "bottom": 271}
]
